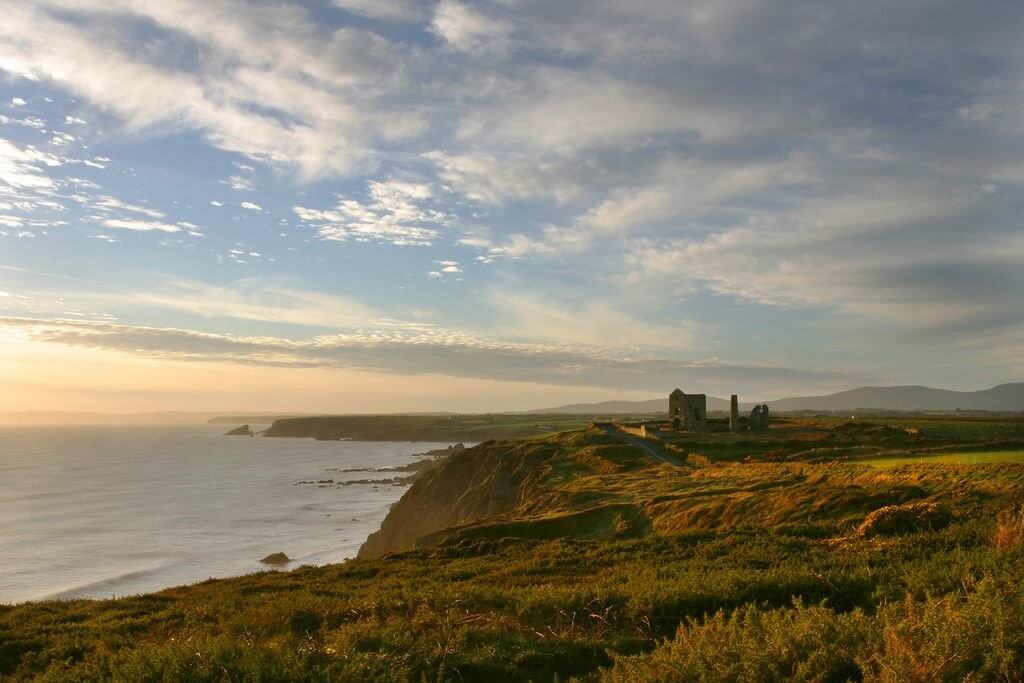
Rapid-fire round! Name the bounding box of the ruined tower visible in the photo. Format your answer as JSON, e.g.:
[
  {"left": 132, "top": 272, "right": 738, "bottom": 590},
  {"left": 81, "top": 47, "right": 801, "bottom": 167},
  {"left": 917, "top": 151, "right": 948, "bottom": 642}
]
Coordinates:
[{"left": 729, "top": 395, "right": 739, "bottom": 433}]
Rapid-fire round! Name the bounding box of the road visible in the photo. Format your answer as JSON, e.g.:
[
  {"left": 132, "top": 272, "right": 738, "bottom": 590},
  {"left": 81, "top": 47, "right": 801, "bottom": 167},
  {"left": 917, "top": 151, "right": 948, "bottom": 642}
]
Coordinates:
[{"left": 594, "top": 423, "right": 685, "bottom": 467}]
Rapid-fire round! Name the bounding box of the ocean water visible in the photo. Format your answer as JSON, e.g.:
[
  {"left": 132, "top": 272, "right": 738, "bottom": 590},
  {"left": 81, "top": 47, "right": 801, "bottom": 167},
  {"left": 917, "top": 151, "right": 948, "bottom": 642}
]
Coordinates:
[{"left": 0, "top": 425, "right": 447, "bottom": 604}]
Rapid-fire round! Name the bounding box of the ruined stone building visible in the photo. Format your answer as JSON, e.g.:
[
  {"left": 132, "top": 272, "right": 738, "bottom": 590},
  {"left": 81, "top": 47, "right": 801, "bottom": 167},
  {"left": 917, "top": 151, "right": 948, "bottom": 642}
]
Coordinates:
[
  {"left": 749, "top": 404, "right": 771, "bottom": 431},
  {"left": 669, "top": 388, "right": 707, "bottom": 430}
]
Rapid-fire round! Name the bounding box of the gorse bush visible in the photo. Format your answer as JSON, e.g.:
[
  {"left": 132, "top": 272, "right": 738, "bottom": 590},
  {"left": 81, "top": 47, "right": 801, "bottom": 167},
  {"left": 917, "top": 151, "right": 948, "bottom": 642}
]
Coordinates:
[
  {"left": 855, "top": 501, "right": 952, "bottom": 538},
  {"left": 602, "top": 602, "right": 875, "bottom": 682},
  {"left": 992, "top": 506, "right": 1024, "bottom": 551},
  {"left": 604, "top": 575, "right": 1024, "bottom": 682}
]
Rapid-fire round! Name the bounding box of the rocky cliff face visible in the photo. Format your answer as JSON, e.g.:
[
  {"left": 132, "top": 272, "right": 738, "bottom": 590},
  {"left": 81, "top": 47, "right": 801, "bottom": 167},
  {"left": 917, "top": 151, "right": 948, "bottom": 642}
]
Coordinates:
[
  {"left": 357, "top": 438, "right": 559, "bottom": 558},
  {"left": 224, "top": 424, "right": 253, "bottom": 436}
]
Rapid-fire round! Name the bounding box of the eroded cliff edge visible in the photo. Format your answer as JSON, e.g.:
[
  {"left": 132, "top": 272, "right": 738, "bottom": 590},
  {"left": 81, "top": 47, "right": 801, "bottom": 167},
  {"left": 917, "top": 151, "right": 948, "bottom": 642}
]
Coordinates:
[
  {"left": 357, "top": 438, "right": 557, "bottom": 558},
  {"left": 356, "top": 429, "right": 661, "bottom": 559}
]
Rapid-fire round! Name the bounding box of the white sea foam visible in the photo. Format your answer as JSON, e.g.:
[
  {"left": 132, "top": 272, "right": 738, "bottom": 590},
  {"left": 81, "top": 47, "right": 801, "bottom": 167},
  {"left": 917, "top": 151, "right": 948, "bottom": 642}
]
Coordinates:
[{"left": 0, "top": 425, "right": 445, "bottom": 604}]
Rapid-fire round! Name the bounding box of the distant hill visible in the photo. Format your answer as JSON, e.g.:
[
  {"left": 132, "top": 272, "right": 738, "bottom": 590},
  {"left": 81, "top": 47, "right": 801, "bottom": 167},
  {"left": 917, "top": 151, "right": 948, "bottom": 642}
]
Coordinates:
[
  {"left": 532, "top": 383, "right": 1024, "bottom": 414},
  {"left": 769, "top": 383, "right": 1024, "bottom": 412},
  {"left": 530, "top": 396, "right": 731, "bottom": 414},
  {"left": 207, "top": 414, "right": 309, "bottom": 425}
]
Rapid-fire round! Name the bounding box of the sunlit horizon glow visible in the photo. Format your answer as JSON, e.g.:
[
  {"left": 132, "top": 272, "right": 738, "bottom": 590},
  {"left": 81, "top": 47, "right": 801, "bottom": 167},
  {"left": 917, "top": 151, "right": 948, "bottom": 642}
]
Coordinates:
[{"left": 1, "top": 1, "right": 1022, "bottom": 414}]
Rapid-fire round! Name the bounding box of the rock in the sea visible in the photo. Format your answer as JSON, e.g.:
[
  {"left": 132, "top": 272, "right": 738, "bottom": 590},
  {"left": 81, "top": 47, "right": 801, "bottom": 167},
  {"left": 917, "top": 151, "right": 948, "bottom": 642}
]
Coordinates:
[
  {"left": 225, "top": 424, "right": 254, "bottom": 436},
  {"left": 260, "top": 552, "right": 291, "bottom": 565}
]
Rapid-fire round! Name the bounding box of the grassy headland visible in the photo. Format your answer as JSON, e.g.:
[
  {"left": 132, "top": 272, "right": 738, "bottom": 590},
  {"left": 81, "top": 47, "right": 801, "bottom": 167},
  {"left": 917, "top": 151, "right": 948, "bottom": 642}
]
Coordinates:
[
  {"left": 4, "top": 416, "right": 1024, "bottom": 681},
  {"left": 261, "top": 414, "right": 600, "bottom": 442}
]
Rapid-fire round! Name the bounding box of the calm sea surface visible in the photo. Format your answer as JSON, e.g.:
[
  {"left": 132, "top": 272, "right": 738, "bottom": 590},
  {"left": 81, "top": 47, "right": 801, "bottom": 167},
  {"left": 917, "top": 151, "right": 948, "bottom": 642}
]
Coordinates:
[{"left": 0, "top": 425, "right": 446, "bottom": 604}]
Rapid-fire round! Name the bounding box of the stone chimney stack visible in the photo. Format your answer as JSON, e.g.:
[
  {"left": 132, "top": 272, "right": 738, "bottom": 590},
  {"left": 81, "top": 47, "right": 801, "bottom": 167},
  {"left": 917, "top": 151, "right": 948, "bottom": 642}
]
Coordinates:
[{"left": 729, "top": 395, "right": 739, "bottom": 433}]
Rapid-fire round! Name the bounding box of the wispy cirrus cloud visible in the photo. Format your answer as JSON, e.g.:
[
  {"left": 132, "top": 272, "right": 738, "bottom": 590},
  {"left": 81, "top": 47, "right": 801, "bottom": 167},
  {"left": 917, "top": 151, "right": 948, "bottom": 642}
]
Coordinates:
[
  {"left": 99, "top": 218, "right": 200, "bottom": 234},
  {"left": 0, "top": 138, "right": 59, "bottom": 190},
  {"left": 0, "top": 0, "right": 424, "bottom": 178}
]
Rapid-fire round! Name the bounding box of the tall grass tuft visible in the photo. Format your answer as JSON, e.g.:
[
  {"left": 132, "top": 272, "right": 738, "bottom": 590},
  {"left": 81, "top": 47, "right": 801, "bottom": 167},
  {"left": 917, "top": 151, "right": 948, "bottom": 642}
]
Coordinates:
[{"left": 992, "top": 506, "right": 1024, "bottom": 551}]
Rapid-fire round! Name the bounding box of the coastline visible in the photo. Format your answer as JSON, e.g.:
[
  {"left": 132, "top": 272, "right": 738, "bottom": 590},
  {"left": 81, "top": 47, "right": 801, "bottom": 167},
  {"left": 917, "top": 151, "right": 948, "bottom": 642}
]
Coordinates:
[{"left": 0, "top": 427, "right": 452, "bottom": 605}]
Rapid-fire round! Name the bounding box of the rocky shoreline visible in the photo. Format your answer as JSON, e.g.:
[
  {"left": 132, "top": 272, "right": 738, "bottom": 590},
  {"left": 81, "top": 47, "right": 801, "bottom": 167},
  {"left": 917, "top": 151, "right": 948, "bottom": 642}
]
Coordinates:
[{"left": 292, "top": 443, "right": 466, "bottom": 491}]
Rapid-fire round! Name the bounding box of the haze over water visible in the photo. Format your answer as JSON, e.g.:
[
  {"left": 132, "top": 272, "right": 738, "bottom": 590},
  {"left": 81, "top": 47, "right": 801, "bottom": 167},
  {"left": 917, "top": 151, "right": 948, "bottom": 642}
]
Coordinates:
[{"left": 0, "top": 425, "right": 444, "bottom": 604}]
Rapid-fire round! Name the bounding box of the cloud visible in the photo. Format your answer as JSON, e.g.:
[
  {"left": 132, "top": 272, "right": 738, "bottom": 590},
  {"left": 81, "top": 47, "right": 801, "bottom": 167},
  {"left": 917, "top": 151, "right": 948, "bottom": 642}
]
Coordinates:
[
  {"left": 126, "top": 279, "right": 379, "bottom": 328},
  {"left": 294, "top": 179, "right": 448, "bottom": 246},
  {"left": 240, "top": 201, "right": 262, "bottom": 211},
  {"left": 62, "top": 184, "right": 203, "bottom": 238},
  {"left": 224, "top": 175, "right": 255, "bottom": 192},
  {"left": 0, "top": 276, "right": 387, "bottom": 330},
  {"left": 332, "top": 0, "right": 425, "bottom": 22},
  {"left": 577, "top": 153, "right": 816, "bottom": 235},
  {"left": 1, "top": 115, "right": 47, "bottom": 130},
  {"left": 455, "top": 68, "right": 754, "bottom": 153},
  {"left": 0, "top": 1, "right": 423, "bottom": 177},
  {"left": 430, "top": 0, "right": 512, "bottom": 52},
  {"left": 428, "top": 259, "right": 462, "bottom": 278},
  {"left": 426, "top": 150, "right": 582, "bottom": 204},
  {"left": 489, "top": 289, "right": 694, "bottom": 351},
  {"left": 65, "top": 177, "right": 101, "bottom": 190},
  {"left": 623, "top": 195, "right": 1024, "bottom": 346},
  {"left": 0, "top": 315, "right": 854, "bottom": 394},
  {"left": 1, "top": 0, "right": 1023, "bottom": 394},
  {"left": 0, "top": 138, "right": 58, "bottom": 190},
  {"left": 457, "top": 226, "right": 591, "bottom": 259},
  {"left": 93, "top": 195, "right": 165, "bottom": 219},
  {"left": 100, "top": 218, "right": 191, "bottom": 233}
]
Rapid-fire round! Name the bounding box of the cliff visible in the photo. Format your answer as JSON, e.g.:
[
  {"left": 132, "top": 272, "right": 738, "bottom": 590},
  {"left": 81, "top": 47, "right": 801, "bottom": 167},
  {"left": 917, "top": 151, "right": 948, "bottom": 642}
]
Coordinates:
[
  {"left": 224, "top": 424, "right": 254, "bottom": 436},
  {"left": 356, "top": 416, "right": 1024, "bottom": 559},
  {"left": 357, "top": 438, "right": 559, "bottom": 558},
  {"left": 262, "top": 414, "right": 590, "bottom": 442},
  {"left": 357, "top": 429, "right": 666, "bottom": 558}
]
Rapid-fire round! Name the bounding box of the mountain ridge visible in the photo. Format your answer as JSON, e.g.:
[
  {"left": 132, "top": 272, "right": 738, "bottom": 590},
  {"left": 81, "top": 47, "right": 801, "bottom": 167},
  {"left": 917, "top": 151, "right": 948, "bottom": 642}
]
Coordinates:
[{"left": 529, "top": 382, "right": 1024, "bottom": 414}]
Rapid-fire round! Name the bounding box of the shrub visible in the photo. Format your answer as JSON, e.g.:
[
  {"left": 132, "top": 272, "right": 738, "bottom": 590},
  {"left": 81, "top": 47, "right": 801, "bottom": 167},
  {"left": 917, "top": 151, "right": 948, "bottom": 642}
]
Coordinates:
[
  {"left": 291, "top": 608, "right": 324, "bottom": 637},
  {"left": 860, "top": 578, "right": 1023, "bottom": 681},
  {"left": 992, "top": 506, "right": 1024, "bottom": 551},
  {"left": 602, "top": 602, "right": 874, "bottom": 682},
  {"left": 604, "top": 578, "right": 1024, "bottom": 683},
  {"left": 856, "top": 502, "right": 952, "bottom": 538}
]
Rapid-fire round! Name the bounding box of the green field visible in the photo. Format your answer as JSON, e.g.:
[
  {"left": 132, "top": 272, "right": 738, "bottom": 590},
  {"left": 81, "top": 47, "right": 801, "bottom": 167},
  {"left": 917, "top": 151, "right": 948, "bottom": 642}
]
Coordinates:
[
  {"left": 4, "top": 416, "right": 1024, "bottom": 681},
  {"left": 854, "top": 449, "right": 1024, "bottom": 468}
]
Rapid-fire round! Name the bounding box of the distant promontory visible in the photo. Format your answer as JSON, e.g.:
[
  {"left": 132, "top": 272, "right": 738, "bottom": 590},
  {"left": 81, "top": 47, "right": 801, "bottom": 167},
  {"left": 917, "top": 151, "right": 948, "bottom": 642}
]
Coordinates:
[{"left": 261, "top": 414, "right": 591, "bottom": 442}]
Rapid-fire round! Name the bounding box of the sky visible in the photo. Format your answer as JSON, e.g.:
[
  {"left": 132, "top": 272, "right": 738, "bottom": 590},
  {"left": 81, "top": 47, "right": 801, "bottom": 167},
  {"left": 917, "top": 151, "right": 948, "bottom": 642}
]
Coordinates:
[{"left": 0, "top": 0, "right": 1023, "bottom": 414}]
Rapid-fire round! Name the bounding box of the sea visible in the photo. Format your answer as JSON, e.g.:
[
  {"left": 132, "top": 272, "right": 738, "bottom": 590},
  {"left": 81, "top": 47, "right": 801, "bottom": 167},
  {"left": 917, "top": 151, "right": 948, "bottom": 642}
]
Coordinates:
[{"left": 0, "top": 424, "right": 448, "bottom": 604}]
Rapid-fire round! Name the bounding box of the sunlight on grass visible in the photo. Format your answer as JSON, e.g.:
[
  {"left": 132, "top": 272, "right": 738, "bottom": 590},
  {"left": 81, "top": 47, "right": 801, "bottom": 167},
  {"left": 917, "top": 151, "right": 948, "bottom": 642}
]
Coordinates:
[{"left": 854, "top": 450, "right": 1024, "bottom": 468}]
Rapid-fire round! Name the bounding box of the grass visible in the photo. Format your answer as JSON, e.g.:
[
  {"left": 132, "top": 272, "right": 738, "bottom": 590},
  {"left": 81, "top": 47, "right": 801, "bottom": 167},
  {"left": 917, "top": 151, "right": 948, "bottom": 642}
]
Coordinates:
[
  {"left": 260, "top": 413, "right": 601, "bottom": 442},
  {"left": 4, "top": 416, "right": 1024, "bottom": 681},
  {"left": 852, "top": 449, "right": 1024, "bottom": 467}
]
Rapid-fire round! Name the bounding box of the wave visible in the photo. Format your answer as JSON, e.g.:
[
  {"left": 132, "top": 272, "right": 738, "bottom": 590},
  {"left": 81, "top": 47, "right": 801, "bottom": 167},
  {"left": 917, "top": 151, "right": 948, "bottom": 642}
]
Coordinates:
[{"left": 38, "top": 562, "right": 177, "bottom": 601}]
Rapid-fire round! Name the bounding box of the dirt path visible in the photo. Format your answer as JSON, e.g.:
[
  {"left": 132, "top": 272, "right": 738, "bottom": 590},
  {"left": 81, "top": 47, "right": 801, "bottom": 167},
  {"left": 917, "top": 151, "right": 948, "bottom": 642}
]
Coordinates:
[{"left": 595, "top": 423, "right": 686, "bottom": 467}]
